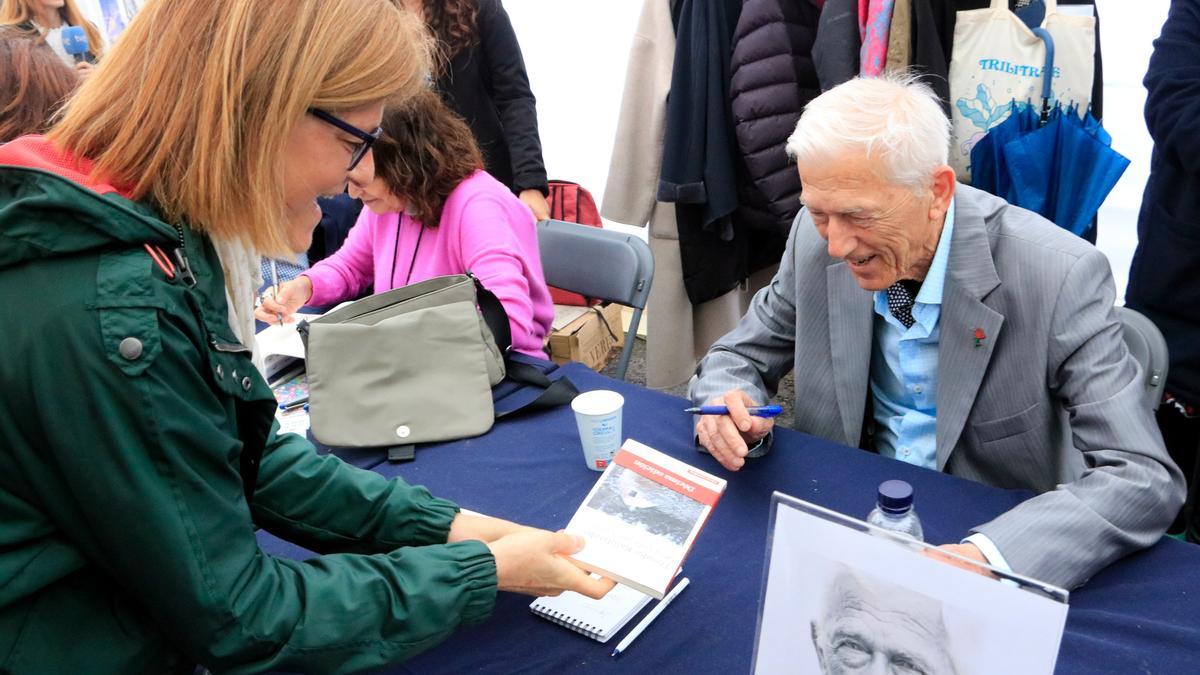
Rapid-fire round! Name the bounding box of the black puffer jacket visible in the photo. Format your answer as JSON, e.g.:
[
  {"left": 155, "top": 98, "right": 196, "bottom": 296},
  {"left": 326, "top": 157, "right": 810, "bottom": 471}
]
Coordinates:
[{"left": 729, "top": 0, "right": 823, "bottom": 233}]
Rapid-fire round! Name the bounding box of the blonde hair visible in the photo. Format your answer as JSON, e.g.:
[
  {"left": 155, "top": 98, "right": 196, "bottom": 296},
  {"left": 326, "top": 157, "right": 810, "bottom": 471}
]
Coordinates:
[
  {"left": 0, "top": 0, "right": 105, "bottom": 59},
  {"left": 786, "top": 73, "right": 951, "bottom": 192},
  {"left": 50, "top": 0, "right": 431, "bottom": 256}
]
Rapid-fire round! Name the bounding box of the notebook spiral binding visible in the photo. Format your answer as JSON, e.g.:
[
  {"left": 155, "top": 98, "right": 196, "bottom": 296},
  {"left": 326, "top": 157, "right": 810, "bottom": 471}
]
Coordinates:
[
  {"left": 537, "top": 606, "right": 601, "bottom": 639},
  {"left": 529, "top": 582, "right": 653, "bottom": 643}
]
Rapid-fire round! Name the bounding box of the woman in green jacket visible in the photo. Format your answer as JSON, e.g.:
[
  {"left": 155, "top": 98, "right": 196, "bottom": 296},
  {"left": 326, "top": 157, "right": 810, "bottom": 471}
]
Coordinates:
[{"left": 0, "top": 1, "right": 609, "bottom": 673}]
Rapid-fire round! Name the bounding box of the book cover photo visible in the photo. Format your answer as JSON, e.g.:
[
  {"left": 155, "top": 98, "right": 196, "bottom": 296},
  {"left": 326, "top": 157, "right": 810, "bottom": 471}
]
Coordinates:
[{"left": 565, "top": 439, "right": 726, "bottom": 598}]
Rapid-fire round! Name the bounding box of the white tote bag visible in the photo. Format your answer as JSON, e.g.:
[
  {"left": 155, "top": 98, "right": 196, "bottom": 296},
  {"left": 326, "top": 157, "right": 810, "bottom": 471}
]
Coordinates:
[{"left": 948, "top": 0, "right": 1095, "bottom": 180}]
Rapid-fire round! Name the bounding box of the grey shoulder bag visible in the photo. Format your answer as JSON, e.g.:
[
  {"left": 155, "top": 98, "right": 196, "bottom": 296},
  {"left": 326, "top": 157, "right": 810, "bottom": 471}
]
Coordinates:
[{"left": 298, "top": 273, "right": 576, "bottom": 458}]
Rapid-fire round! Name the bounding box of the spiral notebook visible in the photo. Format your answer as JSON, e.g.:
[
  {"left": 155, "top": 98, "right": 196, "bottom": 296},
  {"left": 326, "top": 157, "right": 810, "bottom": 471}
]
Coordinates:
[{"left": 529, "top": 580, "right": 653, "bottom": 643}]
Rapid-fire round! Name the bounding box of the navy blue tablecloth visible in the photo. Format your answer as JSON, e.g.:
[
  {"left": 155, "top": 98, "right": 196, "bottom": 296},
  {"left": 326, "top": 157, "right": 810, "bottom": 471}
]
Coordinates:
[{"left": 260, "top": 362, "right": 1200, "bottom": 673}]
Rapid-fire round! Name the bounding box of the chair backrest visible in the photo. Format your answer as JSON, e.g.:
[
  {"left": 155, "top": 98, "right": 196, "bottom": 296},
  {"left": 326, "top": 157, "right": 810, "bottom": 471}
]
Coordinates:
[
  {"left": 536, "top": 219, "right": 654, "bottom": 309},
  {"left": 1117, "top": 306, "right": 1169, "bottom": 411}
]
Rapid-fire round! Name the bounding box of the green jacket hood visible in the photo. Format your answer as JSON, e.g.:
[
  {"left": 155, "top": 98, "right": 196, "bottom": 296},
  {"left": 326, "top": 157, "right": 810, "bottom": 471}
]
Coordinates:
[{"left": 0, "top": 136, "right": 177, "bottom": 272}]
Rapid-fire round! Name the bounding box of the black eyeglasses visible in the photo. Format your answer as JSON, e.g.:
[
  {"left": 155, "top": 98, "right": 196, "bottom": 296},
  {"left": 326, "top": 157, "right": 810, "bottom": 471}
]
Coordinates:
[{"left": 309, "top": 108, "right": 383, "bottom": 171}]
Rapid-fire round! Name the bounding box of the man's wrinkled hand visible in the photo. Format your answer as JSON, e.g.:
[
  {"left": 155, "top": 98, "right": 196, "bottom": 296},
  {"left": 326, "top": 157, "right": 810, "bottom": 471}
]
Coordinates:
[
  {"left": 922, "top": 543, "right": 996, "bottom": 578},
  {"left": 695, "top": 390, "right": 774, "bottom": 471}
]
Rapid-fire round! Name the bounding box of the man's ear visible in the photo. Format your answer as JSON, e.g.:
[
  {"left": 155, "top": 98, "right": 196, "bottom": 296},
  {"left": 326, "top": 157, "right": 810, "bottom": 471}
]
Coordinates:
[
  {"left": 928, "top": 165, "right": 956, "bottom": 221},
  {"left": 811, "top": 621, "right": 825, "bottom": 662}
]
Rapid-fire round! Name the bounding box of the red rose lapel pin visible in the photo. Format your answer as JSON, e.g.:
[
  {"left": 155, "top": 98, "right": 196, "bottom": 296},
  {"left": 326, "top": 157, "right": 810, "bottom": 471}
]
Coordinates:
[{"left": 973, "top": 327, "right": 986, "bottom": 349}]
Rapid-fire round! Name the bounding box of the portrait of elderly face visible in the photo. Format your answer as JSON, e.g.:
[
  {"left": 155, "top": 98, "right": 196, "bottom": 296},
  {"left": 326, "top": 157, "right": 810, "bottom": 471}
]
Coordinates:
[{"left": 810, "top": 566, "right": 961, "bottom": 675}]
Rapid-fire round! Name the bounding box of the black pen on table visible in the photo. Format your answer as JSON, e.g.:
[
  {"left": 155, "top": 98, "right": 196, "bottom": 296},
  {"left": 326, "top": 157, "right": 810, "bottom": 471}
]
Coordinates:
[{"left": 611, "top": 577, "right": 691, "bottom": 657}]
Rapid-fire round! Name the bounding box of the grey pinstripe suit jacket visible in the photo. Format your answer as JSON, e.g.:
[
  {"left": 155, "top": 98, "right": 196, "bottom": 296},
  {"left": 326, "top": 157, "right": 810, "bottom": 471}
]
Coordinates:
[{"left": 689, "top": 184, "right": 1185, "bottom": 589}]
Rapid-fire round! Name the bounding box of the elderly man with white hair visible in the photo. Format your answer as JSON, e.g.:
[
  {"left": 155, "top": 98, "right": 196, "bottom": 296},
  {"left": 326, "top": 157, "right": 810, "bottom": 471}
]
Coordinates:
[{"left": 689, "top": 75, "right": 1184, "bottom": 590}]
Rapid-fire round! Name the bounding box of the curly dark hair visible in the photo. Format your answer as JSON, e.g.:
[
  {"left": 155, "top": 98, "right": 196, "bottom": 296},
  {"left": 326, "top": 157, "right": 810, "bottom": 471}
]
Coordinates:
[
  {"left": 421, "top": 0, "right": 477, "bottom": 73},
  {"left": 373, "top": 89, "right": 484, "bottom": 228}
]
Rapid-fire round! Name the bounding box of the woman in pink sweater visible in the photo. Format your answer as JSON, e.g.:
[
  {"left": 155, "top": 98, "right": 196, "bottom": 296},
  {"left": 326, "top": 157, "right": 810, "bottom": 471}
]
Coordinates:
[{"left": 258, "top": 90, "right": 553, "bottom": 357}]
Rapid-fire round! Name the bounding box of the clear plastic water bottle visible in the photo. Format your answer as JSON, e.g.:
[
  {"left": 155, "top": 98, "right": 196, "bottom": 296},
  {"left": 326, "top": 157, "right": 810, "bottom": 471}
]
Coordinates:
[{"left": 866, "top": 479, "right": 924, "bottom": 542}]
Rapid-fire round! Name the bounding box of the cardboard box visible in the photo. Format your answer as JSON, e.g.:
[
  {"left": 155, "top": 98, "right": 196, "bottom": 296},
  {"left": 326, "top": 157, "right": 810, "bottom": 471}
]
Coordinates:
[{"left": 547, "top": 303, "right": 625, "bottom": 370}]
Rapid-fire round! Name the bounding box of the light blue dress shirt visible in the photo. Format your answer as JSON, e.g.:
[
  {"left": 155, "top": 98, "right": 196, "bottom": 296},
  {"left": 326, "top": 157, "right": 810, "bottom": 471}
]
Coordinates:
[
  {"left": 865, "top": 201, "right": 1013, "bottom": 574},
  {"left": 869, "top": 201, "right": 955, "bottom": 469}
]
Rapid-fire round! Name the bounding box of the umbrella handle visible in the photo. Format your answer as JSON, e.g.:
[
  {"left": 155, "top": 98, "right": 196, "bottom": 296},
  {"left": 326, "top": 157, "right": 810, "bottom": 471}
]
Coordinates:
[{"left": 1032, "top": 27, "right": 1056, "bottom": 124}]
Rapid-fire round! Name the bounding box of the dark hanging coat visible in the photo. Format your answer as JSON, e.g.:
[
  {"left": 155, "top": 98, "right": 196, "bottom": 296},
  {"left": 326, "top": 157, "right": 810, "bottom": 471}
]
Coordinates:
[
  {"left": 729, "top": 0, "right": 824, "bottom": 233},
  {"left": 658, "top": 0, "right": 787, "bottom": 305},
  {"left": 812, "top": 0, "right": 955, "bottom": 113}
]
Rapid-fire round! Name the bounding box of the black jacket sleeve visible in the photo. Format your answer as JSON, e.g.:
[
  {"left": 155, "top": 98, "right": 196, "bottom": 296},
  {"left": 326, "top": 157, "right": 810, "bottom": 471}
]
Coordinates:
[{"left": 477, "top": 0, "right": 549, "bottom": 194}]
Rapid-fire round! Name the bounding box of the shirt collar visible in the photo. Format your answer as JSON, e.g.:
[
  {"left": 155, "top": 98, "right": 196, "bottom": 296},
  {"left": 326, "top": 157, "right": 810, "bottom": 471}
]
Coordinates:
[{"left": 913, "top": 197, "right": 955, "bottom": 307}]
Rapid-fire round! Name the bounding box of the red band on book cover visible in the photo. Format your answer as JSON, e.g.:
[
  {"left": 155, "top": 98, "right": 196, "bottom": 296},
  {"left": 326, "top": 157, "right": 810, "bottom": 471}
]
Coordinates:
[{"left": 615, "top": 450, "right": 722, "bottom": 506}]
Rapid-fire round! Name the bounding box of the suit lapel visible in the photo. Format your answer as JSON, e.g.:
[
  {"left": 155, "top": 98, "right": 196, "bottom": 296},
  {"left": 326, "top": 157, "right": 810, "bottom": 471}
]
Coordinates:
[
  {"left": 935, "top": 195, "right": 1003, "bottom": 469},
  {"left": 827, "top": 263, "right": 874, "bottom": 447}
]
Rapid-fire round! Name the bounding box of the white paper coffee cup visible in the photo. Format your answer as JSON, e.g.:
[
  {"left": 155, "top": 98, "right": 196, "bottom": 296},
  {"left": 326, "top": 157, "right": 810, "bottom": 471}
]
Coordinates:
[{"left": 571, "top": 390, "right": 624, "bottom": 471}]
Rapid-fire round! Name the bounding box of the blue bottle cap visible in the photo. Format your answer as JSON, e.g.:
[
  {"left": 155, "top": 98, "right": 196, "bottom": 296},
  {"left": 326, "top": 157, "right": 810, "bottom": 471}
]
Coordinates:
[{"left": 877, "top": 479, "right": 914, "bottom": 514}]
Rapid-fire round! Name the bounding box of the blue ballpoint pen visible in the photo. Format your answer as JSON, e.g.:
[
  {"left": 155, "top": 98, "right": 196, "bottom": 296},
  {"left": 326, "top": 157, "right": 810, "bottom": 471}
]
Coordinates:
[
  {"left": 683, "top": 405, "right": 783, "bottom": 418},
  {"left": 279, "top": 396, "right": 309, "bottom": 411}
]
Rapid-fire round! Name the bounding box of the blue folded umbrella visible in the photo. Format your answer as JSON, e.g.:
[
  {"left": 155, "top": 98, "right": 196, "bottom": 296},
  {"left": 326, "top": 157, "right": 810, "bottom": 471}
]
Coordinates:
[
  {"left": 1003, "top": 107, "right": 1130, "bottom": 237},
  {"left": 969, "top": 102, "right": 1037, "bottom": 202},
  {"left": 971, "top": 105, "right": 1129, "bottom": 238},
  {"left": 968, "top": 18, "right": 1128, "bottom": 239}
]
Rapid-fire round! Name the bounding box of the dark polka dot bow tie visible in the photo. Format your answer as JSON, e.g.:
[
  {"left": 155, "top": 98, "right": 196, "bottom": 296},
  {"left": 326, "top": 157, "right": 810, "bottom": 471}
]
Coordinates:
[{"left": 885, "top": 280, "right": 921, "bottom": 329}]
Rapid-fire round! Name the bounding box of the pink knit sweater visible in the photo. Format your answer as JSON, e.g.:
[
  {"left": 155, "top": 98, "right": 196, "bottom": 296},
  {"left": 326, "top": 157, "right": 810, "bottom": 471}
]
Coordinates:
[{"left": 302, "top": 171, "right": 553, "bottom": 357}]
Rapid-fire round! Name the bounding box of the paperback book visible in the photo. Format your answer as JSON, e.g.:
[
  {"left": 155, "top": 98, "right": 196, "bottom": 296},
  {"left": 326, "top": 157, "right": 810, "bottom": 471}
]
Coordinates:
[
  {"left": 565, "top": 439, "right": 726, "bottom": 598},
  {"left": 255, "top": 320, "right": 307, "bottom": 383},
  {"left": 254, "top": 310, "right": 325, "bottom": 383}
]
